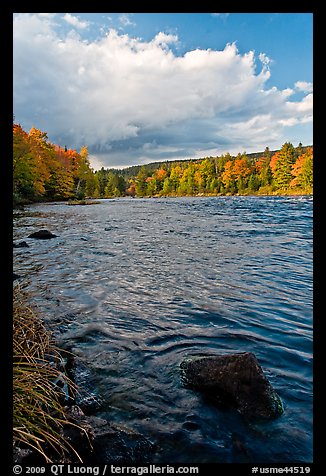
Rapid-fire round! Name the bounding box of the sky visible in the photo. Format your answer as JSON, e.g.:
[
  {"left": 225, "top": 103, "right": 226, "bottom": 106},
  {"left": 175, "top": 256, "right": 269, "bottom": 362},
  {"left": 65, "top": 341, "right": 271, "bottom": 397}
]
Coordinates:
[{"left": 13, "top": 13, "right": 313, "bottom": 170}]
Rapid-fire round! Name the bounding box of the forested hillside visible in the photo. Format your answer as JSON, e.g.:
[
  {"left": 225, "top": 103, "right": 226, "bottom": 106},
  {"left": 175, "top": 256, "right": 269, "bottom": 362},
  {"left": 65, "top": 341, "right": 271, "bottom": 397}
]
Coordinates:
[{"left": 13, "top": 123, "right": 313, "bottom": 204}]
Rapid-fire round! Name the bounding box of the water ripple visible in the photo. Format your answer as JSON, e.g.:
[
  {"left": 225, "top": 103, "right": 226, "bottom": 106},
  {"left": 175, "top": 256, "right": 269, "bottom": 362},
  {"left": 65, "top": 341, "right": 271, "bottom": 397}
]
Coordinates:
[{"left": 13, "top": 196, "right": 313, "bottom": 463}]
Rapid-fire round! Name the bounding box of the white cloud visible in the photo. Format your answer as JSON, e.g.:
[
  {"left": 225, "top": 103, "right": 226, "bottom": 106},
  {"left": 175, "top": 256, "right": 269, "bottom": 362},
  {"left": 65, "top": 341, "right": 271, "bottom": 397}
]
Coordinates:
[
  {"left": 152, "top": 32, "right": 178, "bottom": 47},
  {"left": 258, "top": 52, "right": 272, "bottom": 69},
  {"left": 118, "top": 14, "right": 135, "bottom": 27},
  {"left": 211, "top": 13, "right": 229, "bottom": 19},
  {"left": 37, "top": 13, "right": 56, "bottom": 18},
  {"left": 13, "top": 13, "right": 313, "bottom": 169},
  {"left": 63, "top": 13, "right": 89, "bottom": 30},
  {"left": 286, "top": 93, "right": 313, "bottom": 113},
  {"left": 295, "top": 80, "right": 313, "bottom": 93},
  {"left": 278, "top": 118, "right": 299, "bottom": 127},
  {"left": 281, "top": 88, "right": 294, "bottom": 98}
]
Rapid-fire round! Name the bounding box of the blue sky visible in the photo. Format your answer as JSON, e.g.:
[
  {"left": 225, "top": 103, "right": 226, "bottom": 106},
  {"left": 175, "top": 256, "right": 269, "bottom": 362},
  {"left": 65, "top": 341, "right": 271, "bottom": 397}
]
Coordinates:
[{"left": 13, "top": 13, "right": 313, "bottom": 169}]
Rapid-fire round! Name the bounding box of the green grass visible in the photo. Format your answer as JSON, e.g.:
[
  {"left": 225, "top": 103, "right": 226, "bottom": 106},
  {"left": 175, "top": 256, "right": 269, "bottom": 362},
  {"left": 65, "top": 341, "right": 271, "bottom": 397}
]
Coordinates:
[{"left": 13, "top": 285, "right": 85, "bottom": 463}]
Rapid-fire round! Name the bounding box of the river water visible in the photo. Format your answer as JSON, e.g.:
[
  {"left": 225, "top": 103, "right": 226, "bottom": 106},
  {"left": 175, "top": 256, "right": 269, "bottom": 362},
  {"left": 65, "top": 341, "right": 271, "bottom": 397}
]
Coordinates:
[{"left": 13, "top": 196, "right": 313, "bottom": 464}]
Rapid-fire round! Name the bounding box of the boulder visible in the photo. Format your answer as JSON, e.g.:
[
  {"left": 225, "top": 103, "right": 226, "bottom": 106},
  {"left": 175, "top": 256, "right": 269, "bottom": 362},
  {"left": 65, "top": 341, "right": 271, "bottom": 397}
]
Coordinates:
[
  {"left": 180, "top": 352, "right": 284, "bottom": 420},
  {"left": 28, "top": 229, "right": 57, "bottom": 239}
]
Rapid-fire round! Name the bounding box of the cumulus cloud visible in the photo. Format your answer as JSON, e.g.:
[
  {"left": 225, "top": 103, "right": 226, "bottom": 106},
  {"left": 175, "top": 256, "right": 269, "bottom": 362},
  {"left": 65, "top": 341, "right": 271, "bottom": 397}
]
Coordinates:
[
  {"left": 152, "top": 32, "right": 178, "bottom": 48},
  {"left": 13, "top": 13, "right": 313, "bottom": 169},
  {"left": 295, "top": 80, "right": 313, "bottom": 93},
  {"left": 63, "top": 13, "right": 89, "bottom": 29}
]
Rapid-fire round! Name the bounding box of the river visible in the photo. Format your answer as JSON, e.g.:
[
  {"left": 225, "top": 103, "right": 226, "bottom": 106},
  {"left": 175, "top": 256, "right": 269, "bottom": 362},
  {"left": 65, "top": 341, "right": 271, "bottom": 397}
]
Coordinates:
[{"left": 13, "top": 195, "right": 313, "bottom": 463}]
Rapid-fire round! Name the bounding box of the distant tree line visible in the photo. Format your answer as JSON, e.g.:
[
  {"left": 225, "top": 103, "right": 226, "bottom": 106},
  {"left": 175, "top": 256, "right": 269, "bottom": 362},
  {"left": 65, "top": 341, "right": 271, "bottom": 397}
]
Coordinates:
[
  {"left": 13, "top": 123, "right": 313, "bottom": 205},
  {"left": 95, "top": 142, "right": 313, "bottom": 198}
]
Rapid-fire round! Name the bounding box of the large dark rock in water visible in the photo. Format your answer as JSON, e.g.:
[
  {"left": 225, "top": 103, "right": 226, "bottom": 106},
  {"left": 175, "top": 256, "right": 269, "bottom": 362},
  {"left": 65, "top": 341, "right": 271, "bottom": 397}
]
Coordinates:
[
  {"left": 28, "top": 229, "right": 57, "bottom": 239},
  {"left": 180, "top": 352, "right": 284, "bottom": 420}
]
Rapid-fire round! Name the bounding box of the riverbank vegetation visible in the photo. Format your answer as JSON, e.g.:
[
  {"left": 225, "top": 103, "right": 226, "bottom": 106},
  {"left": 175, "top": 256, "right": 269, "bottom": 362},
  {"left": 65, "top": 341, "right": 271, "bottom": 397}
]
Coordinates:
[
  {"left": 13, "top": 123, "right": 313, "bottom": 205},
  {"left": 13, "top": 285, "right": 82, "bottom": 463}
]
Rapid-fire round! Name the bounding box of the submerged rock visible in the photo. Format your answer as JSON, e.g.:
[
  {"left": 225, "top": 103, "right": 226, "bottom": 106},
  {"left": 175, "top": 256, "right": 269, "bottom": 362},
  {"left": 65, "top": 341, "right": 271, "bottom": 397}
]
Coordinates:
[
  {"left": 28, "top": 229, "right": 57, "bottom": 239},
  {"left": 63, "top": 354, "right": 103, "bottom": 413},
  {"left": 64, "top": 406, "right": 155, "bottom": 464},
  {"left": 13, "top": 241, "right": 29, "bottom": 248},
  {"left": 180, "top": 352, "right": 284, "bottom": 420}
]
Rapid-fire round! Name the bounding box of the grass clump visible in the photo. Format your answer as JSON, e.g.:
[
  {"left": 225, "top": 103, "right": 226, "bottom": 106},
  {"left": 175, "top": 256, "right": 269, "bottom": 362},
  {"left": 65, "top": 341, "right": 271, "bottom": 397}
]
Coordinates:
[{"left": 13, "top": 285, "right": 83, "bottom": 463}]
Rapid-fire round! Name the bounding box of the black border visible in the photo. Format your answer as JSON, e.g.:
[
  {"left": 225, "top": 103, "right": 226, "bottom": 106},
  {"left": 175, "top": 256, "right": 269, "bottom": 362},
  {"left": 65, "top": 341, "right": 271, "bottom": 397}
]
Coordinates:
[{"left": 7, "top": 4, "right": 320, "bottom": 475}]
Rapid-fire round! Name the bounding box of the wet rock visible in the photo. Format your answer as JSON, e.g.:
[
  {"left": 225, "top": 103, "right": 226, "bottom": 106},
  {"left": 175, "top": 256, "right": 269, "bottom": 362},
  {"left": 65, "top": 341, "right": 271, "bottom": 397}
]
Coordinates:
[
  {"left": 13, "top": 241, "right": 29, "bottom": 248},
  {"left": 13, "top": 272, "right": 21, "bottom": 281},
  {"left": 64, "top": 406, "right": 155, "bottom": 464},
  {"left": 91, "top": 417, "right": 155, "bottom": 463},
  {"left": 61, "top": 354, "right": 103, "bottom": 413},
  {"left": 28, "top": 229, "right": 57, "bottom": 239},
  {"left": 180, "top": 352, "right": 284, "bottom": 420}
]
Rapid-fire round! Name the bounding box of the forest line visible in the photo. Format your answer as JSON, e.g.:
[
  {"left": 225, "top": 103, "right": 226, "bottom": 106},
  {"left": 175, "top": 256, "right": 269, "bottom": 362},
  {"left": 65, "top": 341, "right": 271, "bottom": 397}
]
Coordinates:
[{"left": 13, "top": 123, "right": 313, "bottom": 205}]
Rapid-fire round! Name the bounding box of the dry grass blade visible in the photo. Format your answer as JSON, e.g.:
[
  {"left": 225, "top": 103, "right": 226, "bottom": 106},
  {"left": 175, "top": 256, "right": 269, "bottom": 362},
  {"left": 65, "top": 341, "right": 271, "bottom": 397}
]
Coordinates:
[{"left": 13, "top": 284, "right": 85, "bottom": 463}]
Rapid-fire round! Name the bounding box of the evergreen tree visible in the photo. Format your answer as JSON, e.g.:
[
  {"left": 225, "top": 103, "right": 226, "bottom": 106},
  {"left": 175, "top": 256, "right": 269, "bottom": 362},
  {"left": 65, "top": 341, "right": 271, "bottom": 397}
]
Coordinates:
[
  {"left": 135, "top": 167, "right": 148, "bottom": 196},
  {"left": 270, "top": 142, "right": 296, "bottom": 189}
]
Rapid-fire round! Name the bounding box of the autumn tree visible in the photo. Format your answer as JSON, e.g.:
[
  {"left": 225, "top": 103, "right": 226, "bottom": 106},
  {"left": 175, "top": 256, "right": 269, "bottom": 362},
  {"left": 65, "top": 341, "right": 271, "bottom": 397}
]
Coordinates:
[
  {"left": 255, "top": 155, "right": 272, "bottom": 188},
  {"left": 13, "top": 124, "right": 36, "bottom": 200},
  {"left": 221, "top": 160, "right": 236, "bottom": 193},
  {"left": 43, "top": 146, "right": 74, "bottom": 199},
  {"left": 155, "top": 168, "right": 167, "bottom": 182},
  {"left": 13, "top": 123, "right": 100, "bottom": 202},
  {"left": 28, "top": 127, "right": 55, "bottom": 196},
  {"left": 232, "top": 154, "right": 253, "bottom": 192},
  {"left": 290, "top": 147, "right": 313, "bottom": 190},
  {"left": 270, "top": 142, "right": 296, "bottom": 190},
  {"left": 126, "top": 180, "right": 136, "bottom": 197}
]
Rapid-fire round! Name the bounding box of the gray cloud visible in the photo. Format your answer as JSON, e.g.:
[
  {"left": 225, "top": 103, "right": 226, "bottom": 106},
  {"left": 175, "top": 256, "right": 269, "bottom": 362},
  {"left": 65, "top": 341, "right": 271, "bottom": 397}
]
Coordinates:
[{"left": 13, "top": 13, "right": 313, "bottom": 169}]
